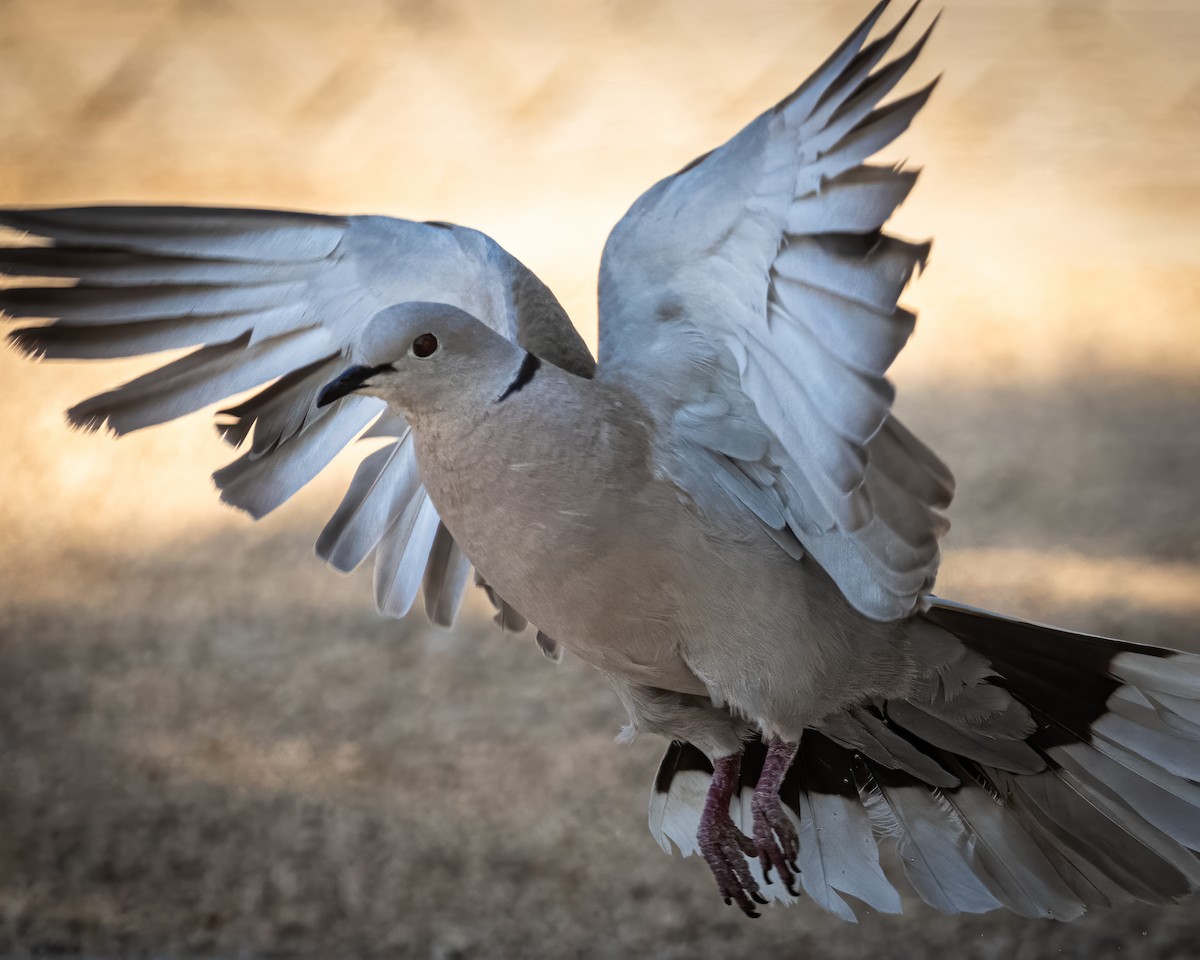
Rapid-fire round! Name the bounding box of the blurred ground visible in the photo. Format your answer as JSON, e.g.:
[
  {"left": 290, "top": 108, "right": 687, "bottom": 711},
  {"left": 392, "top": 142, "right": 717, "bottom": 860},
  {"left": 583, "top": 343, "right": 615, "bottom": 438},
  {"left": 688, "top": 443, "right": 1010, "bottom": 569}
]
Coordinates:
[{"left": 1, "top": 1, "right": 1199, "bottom": 957}]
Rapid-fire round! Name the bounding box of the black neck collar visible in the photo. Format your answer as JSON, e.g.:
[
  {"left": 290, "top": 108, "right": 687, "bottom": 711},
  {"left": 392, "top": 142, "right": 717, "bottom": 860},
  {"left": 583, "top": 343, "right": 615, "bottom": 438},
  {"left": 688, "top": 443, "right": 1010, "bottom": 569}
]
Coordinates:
[{"left": 496, "top": 351, "right": 541, "bottom": 403}]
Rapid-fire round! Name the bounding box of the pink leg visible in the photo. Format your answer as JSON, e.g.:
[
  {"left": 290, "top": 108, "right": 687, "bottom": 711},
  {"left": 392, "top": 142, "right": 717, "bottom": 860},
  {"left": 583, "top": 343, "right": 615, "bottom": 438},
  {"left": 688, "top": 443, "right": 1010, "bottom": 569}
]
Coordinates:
[
  {"left": 697, "top": 751, "right": 767, "bottom": 917},
  {"left": 751, "top": 735, "right": 800, "bottom": 895}
]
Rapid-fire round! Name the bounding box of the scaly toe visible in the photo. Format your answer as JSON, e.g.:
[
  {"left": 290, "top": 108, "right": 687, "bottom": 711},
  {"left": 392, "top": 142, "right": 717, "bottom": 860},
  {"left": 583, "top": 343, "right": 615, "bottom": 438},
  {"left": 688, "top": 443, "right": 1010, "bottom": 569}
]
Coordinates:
[
  {"left": 699, "top": 816, "right": 764, "bottom": 917},
  {"left": 752, "top": 794, "right": 800, "bottom": 894}
]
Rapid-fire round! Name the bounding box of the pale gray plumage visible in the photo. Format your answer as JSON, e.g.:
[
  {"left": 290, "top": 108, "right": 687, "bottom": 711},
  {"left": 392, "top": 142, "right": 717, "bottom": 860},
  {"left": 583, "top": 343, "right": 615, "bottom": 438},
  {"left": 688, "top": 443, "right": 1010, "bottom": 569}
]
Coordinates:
[
  {"left": 596, "top": 0, "right": 950, "bottom": 622},
  {"left": 2, "top": 207, "right": 591, "bottom": 629},
  {"left": 791, "top": 736, "right": 903, "bottom": 920},
  {"left": 5, "top": 0, "right": 1200, "bottom": 923},
  {"left": 861, "top": 764, "right": 1003, "bottom": 916}
]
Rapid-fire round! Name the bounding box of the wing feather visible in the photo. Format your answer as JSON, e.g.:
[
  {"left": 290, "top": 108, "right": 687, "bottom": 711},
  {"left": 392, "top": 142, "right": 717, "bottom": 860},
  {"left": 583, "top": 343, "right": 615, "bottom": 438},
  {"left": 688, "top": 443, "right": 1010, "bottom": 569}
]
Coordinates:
[
  {"left": 423, "top": 522, "right": 475, "bottom": 628},
  {"left": 786, "top": 165, "right": 920, "bottom": 241},
  {"left": 598, "top": 2, "right": 949, "bottom": 619},
  {"left": 316, "top": 430, "right": 423, "bottom": 574},
  {"left": 67, "top": 326, "right": 335, "bottom": 434},
  {"left": 3, "top": 206, "right": 593, "bottom": 622},
  {"left": 213, "top": 396, "right": 381, "bottom": 520},
  {"left": 374, "top": 492, "right": 443, "bottom": 619}
]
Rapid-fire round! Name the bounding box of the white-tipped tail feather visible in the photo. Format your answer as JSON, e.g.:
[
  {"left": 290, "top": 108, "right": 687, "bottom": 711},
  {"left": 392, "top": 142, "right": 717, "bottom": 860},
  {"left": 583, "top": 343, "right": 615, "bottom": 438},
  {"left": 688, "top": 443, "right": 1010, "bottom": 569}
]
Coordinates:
[{"left": 651, "top": 600, "right": 1200, "bottom": 920}]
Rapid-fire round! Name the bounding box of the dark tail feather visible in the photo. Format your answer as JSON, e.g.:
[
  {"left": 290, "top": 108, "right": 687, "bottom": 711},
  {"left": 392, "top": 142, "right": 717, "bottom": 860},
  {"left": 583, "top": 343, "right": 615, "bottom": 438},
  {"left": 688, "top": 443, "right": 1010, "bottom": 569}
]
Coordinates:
[{"left": 650, "top": 599, "right": 1200, "bottom": 920}]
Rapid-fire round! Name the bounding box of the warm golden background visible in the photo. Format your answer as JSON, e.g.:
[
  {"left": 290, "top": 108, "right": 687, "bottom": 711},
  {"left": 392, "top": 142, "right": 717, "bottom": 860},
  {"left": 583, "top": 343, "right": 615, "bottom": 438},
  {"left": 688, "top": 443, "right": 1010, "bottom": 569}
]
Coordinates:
[{"left": 2, "top": 0, "right": 1199, "bottom": 956}]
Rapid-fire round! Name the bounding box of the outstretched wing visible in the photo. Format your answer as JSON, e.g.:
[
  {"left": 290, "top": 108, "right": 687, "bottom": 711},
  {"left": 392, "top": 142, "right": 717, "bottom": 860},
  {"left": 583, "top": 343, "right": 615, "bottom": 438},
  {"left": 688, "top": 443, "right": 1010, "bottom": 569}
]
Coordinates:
[
  {"left": 1, "top": 206, "right": 594, "bottom": 621},
  {"left": 597, "top": 1, "right": 952, "bottom": 621}
]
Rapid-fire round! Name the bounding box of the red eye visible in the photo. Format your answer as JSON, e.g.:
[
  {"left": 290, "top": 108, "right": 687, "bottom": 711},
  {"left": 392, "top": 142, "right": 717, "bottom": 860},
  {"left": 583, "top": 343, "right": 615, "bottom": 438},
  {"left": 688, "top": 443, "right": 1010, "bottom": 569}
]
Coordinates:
[{"left": 412, "top": 333, "right": 439, "bottom": 358}]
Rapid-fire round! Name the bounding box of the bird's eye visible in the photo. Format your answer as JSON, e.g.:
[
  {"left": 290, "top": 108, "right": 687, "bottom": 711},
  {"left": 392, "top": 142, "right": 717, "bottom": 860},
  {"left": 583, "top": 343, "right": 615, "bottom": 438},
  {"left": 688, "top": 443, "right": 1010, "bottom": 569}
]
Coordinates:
[{"left": 411, "top": 333, "right": 439, "bottom": 358}]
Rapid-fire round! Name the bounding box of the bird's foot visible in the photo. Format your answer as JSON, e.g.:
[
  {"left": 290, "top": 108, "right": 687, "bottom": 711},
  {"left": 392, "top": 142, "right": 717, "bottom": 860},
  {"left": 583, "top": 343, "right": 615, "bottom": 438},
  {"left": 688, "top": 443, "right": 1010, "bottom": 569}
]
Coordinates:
[
  {"left": 751, "top": 735, "right": 801, "bottom": 895},
  {"left": 698, "top": 753, "right": 765, "bottom": 917},
  {"left": 698, "top": 805, "right": 764, "bottom": 917},
  {"left": 751, "top": 789, "right": 799, "bottom": 895}
]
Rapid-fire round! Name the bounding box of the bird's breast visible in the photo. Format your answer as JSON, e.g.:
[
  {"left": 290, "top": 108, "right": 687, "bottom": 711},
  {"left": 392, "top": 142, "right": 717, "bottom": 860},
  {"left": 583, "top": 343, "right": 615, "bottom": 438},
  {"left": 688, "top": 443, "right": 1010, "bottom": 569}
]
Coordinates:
[{"left": 411, "top": 376, "right": 703, "bottom": 691}]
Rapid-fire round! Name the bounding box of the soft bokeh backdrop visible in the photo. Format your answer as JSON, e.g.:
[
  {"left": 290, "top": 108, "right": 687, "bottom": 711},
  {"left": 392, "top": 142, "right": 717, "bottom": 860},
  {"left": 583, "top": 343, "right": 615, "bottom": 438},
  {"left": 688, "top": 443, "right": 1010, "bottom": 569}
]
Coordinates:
[{"left": 2, "top": 0, "right": 1199, "bottom": 957}]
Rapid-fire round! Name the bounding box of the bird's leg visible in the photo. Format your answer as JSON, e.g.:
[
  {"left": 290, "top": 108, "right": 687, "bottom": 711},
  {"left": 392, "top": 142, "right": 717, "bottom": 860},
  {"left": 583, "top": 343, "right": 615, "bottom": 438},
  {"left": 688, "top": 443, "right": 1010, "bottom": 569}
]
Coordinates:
[
  {"left": 751, "top": 734, "right": 800, "bottom": 894},
  {"left": 697, "top": 750, "right": 765, "bottom": 918}
]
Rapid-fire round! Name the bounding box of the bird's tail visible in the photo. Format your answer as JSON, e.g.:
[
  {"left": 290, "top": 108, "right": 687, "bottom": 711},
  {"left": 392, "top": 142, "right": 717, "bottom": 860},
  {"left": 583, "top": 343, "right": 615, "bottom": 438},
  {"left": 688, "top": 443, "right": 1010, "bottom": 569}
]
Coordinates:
[{"left": 650, "top": 599, "right": 1200, "bottom": 920}]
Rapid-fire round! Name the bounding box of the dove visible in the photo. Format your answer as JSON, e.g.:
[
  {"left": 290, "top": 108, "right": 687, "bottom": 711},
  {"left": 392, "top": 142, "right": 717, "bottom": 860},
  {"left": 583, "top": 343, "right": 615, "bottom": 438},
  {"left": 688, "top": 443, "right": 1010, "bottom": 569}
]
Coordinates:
[{"left": 5, "top": 0, "right": 1200, "bottom": 920}]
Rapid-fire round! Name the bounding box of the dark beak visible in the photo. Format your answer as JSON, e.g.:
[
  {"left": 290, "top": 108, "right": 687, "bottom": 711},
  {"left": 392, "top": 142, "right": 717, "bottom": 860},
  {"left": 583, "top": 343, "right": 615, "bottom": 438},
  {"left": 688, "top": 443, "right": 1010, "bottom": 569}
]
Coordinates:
[{"left": 317, "top": 363, "right": 394, "bottom": 408}]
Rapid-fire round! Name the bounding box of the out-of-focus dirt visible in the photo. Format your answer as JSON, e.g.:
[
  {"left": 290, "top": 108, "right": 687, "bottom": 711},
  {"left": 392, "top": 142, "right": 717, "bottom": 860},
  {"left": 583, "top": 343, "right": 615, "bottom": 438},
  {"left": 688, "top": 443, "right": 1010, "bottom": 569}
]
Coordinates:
[{"left": 2, "top": 2, "right": 1199, "bottom": 957}]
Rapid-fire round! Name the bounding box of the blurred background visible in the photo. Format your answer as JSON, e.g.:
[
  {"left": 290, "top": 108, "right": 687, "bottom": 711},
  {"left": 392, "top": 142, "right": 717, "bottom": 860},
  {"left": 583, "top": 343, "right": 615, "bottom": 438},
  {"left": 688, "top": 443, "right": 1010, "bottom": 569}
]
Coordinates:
[{"left": 2, "top": 0, "right": 1199, "bottom": 956}]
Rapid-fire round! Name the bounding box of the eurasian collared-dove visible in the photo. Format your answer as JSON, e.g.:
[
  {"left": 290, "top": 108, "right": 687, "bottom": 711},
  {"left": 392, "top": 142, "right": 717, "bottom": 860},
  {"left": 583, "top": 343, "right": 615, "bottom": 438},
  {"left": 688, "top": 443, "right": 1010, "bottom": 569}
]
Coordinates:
[{"left": 5, "top": 0, "right": 1200, "bottom": 921}]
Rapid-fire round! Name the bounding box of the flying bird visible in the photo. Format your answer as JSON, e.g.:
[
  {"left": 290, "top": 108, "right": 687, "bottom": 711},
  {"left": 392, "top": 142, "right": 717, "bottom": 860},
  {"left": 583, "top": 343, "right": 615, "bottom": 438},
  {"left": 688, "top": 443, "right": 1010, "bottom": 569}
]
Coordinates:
[{"left": 4, "top": 0, "right": 1199, "bottom": 920}]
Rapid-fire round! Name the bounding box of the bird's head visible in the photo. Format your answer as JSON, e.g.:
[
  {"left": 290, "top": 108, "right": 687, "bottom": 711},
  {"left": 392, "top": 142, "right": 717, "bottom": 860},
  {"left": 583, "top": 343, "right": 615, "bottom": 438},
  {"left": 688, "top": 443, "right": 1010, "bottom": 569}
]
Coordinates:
[{"left": 318, "top": 301, "right": 527, "bottom": 422}]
